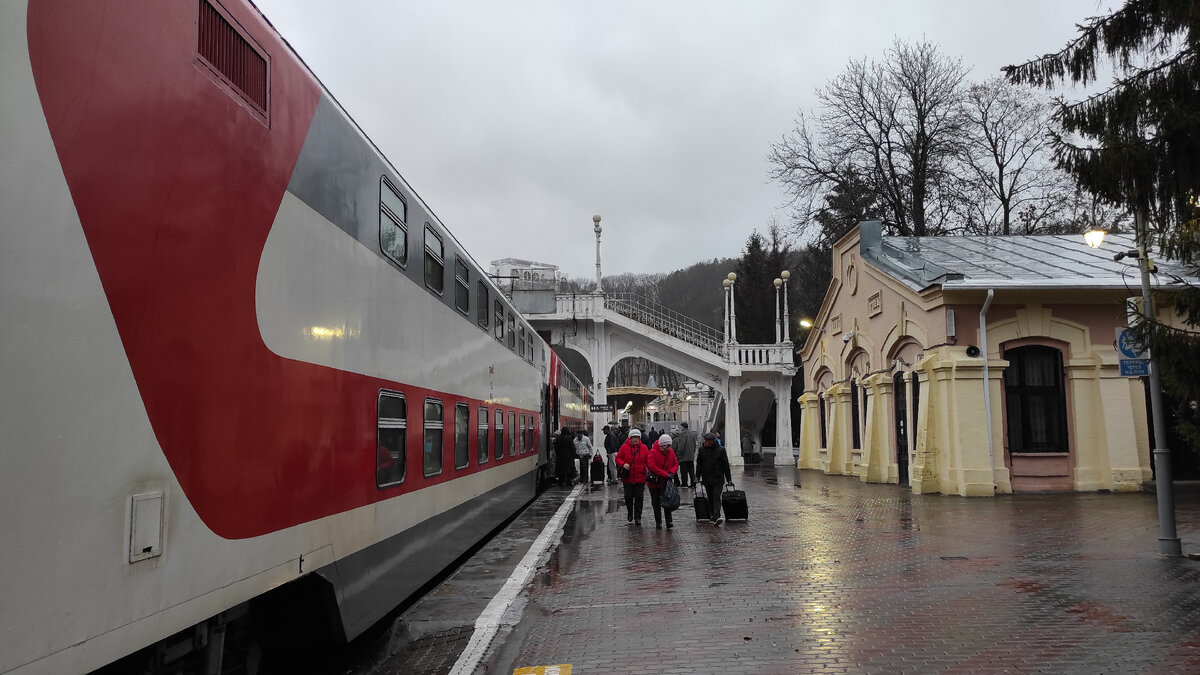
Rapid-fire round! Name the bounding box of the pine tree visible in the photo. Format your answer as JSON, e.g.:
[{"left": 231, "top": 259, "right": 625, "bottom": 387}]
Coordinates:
[{"left": 1004, "top": 0, "right": 1200, "bottom": 455}]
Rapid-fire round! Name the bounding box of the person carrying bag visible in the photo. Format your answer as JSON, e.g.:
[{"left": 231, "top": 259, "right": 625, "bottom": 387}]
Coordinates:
[{"left": 645, "top": 434, "right": 680, "bottom": 530}]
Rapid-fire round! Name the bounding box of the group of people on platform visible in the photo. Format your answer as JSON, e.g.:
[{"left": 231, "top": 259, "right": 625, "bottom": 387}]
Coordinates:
[{"left": 552, "top": 422, "right": 733, "bottom": 528}]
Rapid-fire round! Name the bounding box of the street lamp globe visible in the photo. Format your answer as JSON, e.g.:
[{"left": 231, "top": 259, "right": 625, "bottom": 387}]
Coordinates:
[{"left": 1084, "top": 228, "right": 1106, "bottom": 248}]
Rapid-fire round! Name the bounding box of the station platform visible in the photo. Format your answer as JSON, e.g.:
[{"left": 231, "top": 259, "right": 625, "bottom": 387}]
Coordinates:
[{"left": 362, "top": 466, "right": 1200, "bottom": 674}]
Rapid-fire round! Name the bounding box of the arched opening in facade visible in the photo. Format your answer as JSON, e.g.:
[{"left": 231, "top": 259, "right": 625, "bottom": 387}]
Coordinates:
[
  {"left": 1002, "top": 343, "right": 1071, "bottom": 491},
  {"left": 887, "top": 338, "right": 923, "bottom": 485}
]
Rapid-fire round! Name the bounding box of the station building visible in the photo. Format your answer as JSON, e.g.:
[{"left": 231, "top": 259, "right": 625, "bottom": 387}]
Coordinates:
[{"left": 796, "top": 220, "right": 1198, "bottom": 495}]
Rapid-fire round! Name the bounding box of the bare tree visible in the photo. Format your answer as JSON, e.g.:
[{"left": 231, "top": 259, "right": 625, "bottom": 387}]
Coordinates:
[
  {"left": 769, "top": 40, "right": 970, "bottom": 239},
  {"left": 959, "top": 78, "right": 1063, "bottom": 234}
]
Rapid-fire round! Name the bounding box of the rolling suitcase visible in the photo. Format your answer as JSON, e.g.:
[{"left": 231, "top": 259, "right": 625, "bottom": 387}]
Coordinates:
[
  {"left": 721, "top": 488, "right": 748, "bottom": 521},
  {"left": 693, "top": 484, "right": 711, "bottom": 521}
]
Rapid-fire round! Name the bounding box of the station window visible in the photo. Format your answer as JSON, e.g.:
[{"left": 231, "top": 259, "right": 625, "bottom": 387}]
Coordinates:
[
  {"left": 494, "top": 409, "right": 504, "bottom": 461},
  {"left": 423, "top": 399, "right": 443, "bottom": 477},
  {"left": 494, "top": 301, "right": 505, "bottom": 342},
  {"left": 379, "top": 178, "right": 407, "bottom": 266},
  {"left": 377, "top": 391, "right": 406, "bottom": 487},
  {"left": 454, "top": 258, "right": 470, "bottom": 315},
  {"left": 507, "top": 314, "right": 516, "bottom": 350},
  {"left": 508, "top": 411, "right": 517, "bottom": 456},
  {"left": 478, "top": 406, "right": 489, "bottom": 464},
  {"left": 455, "top": 403, "right": 470, "bottom": 469},
  {"left": 424, "top": 225, "right": 444, "bottom": 294},
  {"left": 477, "top": 282, "right": 490, "bottom": 330}
]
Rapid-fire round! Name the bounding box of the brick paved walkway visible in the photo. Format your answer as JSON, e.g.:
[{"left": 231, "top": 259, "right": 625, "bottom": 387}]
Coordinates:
[{"left": 469, "top": 467, "right": 1200, "bottom": 674}]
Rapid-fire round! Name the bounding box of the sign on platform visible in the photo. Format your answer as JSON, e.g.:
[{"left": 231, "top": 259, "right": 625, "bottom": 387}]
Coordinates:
[
  {"left": 1115, "top": 326, "right": 1149, "bottom": 377},
  {"left": 589, "top": 403, "right": 614, "bottom": 413}
]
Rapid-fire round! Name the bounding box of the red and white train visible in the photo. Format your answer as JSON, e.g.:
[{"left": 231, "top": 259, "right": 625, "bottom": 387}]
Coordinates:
[{"left": 1, "top": 1, "right": 591, "bottom": 673}]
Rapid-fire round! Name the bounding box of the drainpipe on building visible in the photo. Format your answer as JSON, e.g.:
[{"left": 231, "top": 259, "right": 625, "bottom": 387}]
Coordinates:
[{"left": 979, "top": 289, "right": 996, "bottom": 492}]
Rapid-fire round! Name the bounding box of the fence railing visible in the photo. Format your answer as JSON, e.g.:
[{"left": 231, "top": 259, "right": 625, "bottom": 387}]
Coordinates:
[{"left": 602, "top": 293, "right": 725, "bottom": 356}]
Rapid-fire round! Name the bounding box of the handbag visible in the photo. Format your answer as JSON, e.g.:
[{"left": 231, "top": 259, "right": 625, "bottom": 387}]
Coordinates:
[
  {"left": 662, "top": 477, "right": 681, "bottom": 512},
  {"left": 695, "top": 483, "right": 707, "bottom": 499}
]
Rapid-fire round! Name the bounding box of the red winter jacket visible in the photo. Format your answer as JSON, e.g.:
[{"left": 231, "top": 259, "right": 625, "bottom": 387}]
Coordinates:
[
  {"left": 646, "top": 442, "right": 679, "bottom": 485},
  {"left": 615, "top": 438, "right": 650, "bottom": 484}
]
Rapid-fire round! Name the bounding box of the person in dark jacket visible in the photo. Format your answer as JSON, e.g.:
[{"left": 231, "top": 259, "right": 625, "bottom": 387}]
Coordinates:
[
  {"left": 614, "top": 428, "right": 649, "bottom": 525},
  {"left": 646, "top": 434, "right": 680, "bottom": 529},
  {"left": 603, "top": 425, "right": 621, "bottom": 484},
  {"left": 554, "top": 426, "right": 576, "bottom": 486},
  {"left": 695, "top": 432, "right": 733, "bottom": 525}
]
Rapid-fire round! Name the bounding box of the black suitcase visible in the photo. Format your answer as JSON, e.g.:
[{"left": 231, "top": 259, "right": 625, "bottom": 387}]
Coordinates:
[
  {"left": 721, "top": 489, "right": 748, "bottom": 521},
  {"left": 693, "top": 493, "right": 711, "bottom": 521}
]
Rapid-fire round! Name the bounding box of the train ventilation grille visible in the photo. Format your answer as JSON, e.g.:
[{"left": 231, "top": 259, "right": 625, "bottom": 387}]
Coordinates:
[{"left": 198, "top": 0, "right": 269, "bottom": 115}]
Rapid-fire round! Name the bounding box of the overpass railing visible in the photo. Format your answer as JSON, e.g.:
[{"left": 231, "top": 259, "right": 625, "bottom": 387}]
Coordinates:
[{"left": 603, "top": 293, "right": 725, "bottom": 356}]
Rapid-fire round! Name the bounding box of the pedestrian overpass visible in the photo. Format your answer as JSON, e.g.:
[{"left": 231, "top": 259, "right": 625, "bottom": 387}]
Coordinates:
[{"left": 521, "top": 291, "right": 797, "bottom": 465}]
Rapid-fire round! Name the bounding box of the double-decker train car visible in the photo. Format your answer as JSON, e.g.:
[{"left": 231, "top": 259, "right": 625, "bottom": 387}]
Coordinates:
[{"left": 0, "top": 1, "right": 587, "bottom": 673}]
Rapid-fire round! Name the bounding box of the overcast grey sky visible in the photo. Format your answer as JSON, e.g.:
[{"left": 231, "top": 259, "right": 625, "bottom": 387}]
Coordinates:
[{"left": 253, "top": 0, "right": 1112, "bottom": 279}]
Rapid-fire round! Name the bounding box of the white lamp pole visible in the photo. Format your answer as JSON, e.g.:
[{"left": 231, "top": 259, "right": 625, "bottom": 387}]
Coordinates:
[
  {"left": 592, "top": 214, "right": 603, "bottom": 293},
  {"left": 773, "top": 277, "right": 783, "bottom": 343},
  {"left": 722, "top": 278, "right": 732, "bottom": 344},
  {"left": 727, "top": 272, "right": 738, "bottom": 343},
  {"left": 781, "top": 270, "right": 791, "bottom": 342}
]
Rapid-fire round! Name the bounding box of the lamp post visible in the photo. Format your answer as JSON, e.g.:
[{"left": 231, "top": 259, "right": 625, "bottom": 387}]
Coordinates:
[
  {"left": 1085, "top": 215, "right": 1181, "bottom": 556},
  {"left": 773, "top": 277, "right": 783, "bottom": 343},
  {"left": 727, "top": 272, "right": 738, "bottom": 343},
  {"left": 781, "top": 271, "right": 791, "bottom": 343},
  {"left": 722, "top": 278, "right": 732, "bottom": 344},
  {"left": 592, "top": 214, "right": 603, "bottom": 293}
]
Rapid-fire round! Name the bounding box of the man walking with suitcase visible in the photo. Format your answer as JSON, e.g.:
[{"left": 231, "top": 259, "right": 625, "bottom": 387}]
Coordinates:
[{"left": 695, "top": 432, "right": 733, "bottom": 525}]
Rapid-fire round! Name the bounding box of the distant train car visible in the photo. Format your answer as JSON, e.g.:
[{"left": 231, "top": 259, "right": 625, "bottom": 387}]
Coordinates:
[{"left": 0, "top": 1, "right": 586, "bottom": 673}]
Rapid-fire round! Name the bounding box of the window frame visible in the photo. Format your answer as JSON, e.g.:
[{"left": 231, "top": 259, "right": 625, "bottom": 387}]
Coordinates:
[
  {"left": 379, "top": 177, "right": 408, "bottom": 268},
  {"left": 478, "top": 406, "right": 490, "bottom": 464},
  {"left": 376, "top": 391, "right": 407, "bottom": 488},
  {"left": 424, "top": 224, "right": 444, "bottom": 295},
  {"left": 423, "top": 398, "right": 444, "bottom": 477},
  {"left": 508, "top": 411, "right": 517, "bottom": 456},
  {"left": 494, "top": 409, "right": 505, "bottom": 461},
  {"left": 454, "top": 403, "right": 470, "bottom": 469},
  {"left": 454, "top": 257, "right": 470, "bottom": 315},
  {"left": 477, "top": 282, "right": 490, "bottom": 330},
  {"left": 494, "top": 300, "right": 505, "bottom": 342}
]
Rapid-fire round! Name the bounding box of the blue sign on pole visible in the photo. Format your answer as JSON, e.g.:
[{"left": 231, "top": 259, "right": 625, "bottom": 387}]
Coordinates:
[
  {"left": 1115, "top": 327, "right": 1149, "bottom": 377},
  {"left": 1119, "top": 359, "right": 1150, "bottom": 377}
]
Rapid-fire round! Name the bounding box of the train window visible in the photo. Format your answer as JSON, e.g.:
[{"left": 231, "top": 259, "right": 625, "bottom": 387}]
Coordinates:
[
  {"left": 494, "top": 409, "right": 504, "bottom": 461},
  {"left": 454, "top": 258, "right": 470, "bottom": 315},
  {"left": 423, "top": 399, "right": 443, "bottom": 477},
  {"left": 494, "top": 300, "right": 504, "bottom": 342},
  {"left": 478, "top": 406, "right": 489, "bottom": 464},
  {"left": 527, "top": 334, "right": 535, "bottom": 363},
  {"left": 380, "top": 178, "right": 407, "bottom": 266},
  {"left": 508, "top": 411, "right": 517, "bottom": 456},
  {"left": 376, "top": 392, "right": 406, "bottom": 487},
  {"left": 477, "top": 282, "right": 489, "bottom": 330},
  {"left": 518, "top": 414, "right": 526, "bottom": 454},
  {"left": 507, "top": 314, "right": 516, "bottom": 350},
  {"left": 527, "top": 414, "right": 536, "bottom": 450},
  {"left": 424, "top": 225, "right": 444, "bottom": 294},
  {"left": 518, "top": 326, "right": 526, "bottom": 358},
  {"left": 454, "top": 403, "right": 470, "bottom": 469}
]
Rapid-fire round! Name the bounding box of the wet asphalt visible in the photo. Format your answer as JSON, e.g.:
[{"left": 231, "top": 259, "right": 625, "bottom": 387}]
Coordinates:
[{"left": 345, "top": 466, "right": 1200, "bottom": 674}]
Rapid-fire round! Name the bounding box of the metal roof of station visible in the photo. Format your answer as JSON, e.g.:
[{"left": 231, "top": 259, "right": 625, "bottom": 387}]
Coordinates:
[{"left": 858, "top": 223, "right": 1199, "bottom": 293}]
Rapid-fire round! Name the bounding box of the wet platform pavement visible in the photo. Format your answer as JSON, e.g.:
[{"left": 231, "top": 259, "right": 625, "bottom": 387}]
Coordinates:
[{"left": 362, "top": 466, "right": 1200, "bottom": 674}]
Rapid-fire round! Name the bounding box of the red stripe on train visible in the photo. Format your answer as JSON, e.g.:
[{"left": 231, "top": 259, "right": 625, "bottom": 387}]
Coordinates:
[{"left": 27, "top": 0, "right": 528, "bottom": 538}]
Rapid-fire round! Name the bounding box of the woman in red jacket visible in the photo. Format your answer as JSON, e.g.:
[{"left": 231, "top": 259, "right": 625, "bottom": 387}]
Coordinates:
[
  {"left": 615, "top": 428, "right": 650, "bottom": 525},
  {"left": 646, "top": 434, "right": 680, "bottom": 529}
]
